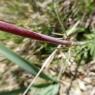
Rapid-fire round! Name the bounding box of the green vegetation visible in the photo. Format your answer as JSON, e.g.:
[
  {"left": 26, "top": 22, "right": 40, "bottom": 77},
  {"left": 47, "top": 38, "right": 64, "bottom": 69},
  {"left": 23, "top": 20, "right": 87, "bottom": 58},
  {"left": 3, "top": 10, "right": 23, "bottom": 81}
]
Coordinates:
[
  {"left": 0, "top": 32, "right": 23, "bottom": 43},
  {"left": 0, "top": 0, "right": 95, "bottom": 95}
]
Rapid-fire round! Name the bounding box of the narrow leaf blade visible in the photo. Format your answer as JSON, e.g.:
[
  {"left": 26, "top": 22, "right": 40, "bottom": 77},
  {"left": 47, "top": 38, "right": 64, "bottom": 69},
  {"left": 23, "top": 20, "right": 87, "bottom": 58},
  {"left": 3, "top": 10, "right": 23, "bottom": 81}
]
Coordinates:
[{"left": 0, "top": 43, "right": 56, "bottom": 81}]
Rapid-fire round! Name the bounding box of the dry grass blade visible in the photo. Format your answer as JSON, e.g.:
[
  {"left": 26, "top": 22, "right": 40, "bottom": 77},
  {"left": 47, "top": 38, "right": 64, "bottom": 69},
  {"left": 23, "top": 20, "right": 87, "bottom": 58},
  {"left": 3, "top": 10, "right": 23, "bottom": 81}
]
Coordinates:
[
  {"left": 45, "top": 45, "right": 61, "bottom": 69},
  {"left": 23, "top": 45, "right": 61, "bottom": 95},
  {"left": 66, "top": 21, "right": 80, "bottom": 36}
]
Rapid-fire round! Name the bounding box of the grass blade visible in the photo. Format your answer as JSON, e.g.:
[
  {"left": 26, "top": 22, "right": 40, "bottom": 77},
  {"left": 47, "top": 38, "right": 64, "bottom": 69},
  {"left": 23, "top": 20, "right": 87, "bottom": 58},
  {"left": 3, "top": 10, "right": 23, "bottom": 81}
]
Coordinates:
[
  {"left": 0, "top": 87, "right": 26, "bottom": 95},
  {"left": 0, "top": 43, "right": 56, "bottom": 81}
]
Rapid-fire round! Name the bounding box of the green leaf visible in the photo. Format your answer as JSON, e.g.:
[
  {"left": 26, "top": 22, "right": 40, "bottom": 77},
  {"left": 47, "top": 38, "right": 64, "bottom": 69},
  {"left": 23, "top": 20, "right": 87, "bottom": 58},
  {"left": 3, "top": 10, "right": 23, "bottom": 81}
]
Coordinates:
[
  {"left": 32, "top": 82, "right": 55, "bottom": 88},
  {"left": 0, "top": 87, "right": 26, "bottom": 95},
  {"left": 88, "top": 42, "right": 95, "bottom": 58},
  {"left": 0, "top": 43, "right": 56, "bottom": 82},
  {"left": 31, "top": 83, "right": 59, "bottom": 95}
]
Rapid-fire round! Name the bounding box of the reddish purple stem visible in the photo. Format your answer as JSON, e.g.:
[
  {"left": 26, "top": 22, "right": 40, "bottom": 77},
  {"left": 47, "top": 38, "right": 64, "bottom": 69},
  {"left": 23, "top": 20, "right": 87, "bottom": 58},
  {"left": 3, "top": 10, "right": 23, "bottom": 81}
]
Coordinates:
[{"left": 0, "top": 21, "right": 73, "bottom": 45}]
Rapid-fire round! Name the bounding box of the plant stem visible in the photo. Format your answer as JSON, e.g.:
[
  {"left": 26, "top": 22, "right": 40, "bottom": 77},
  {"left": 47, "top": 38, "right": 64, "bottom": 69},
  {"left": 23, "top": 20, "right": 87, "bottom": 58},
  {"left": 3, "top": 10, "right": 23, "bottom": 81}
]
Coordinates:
[{"left": 0, "top": 21, "right": 85, "bottom": 46}]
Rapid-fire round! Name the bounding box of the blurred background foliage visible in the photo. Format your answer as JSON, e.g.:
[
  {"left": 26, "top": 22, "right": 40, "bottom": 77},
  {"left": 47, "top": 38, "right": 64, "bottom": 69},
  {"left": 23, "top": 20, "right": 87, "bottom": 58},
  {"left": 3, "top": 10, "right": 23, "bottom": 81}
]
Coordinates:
[
  {"left": 0, "top": 0, "right": 95, "bottom": 63},
  {"left": 0, "top": 0, "right": 95, "bottom": 95}
]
